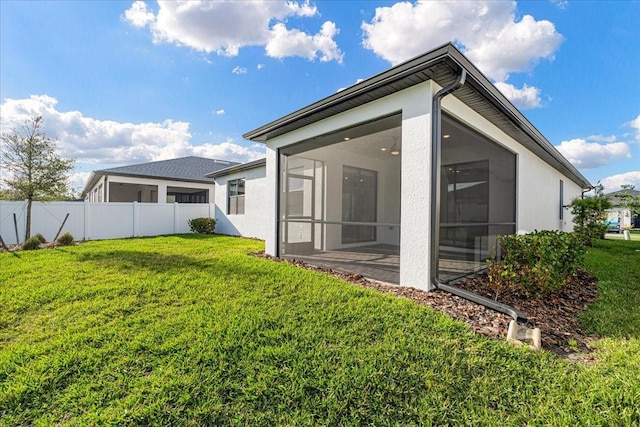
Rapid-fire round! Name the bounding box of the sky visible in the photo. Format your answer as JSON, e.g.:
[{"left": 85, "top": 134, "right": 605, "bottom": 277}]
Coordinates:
[{"left": 1, "top": 0, "right": 639, "bottom": 195}]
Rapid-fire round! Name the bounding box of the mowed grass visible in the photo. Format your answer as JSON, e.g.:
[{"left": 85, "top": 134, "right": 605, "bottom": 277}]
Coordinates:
[{"left": 1, "top": 235, "right": 639, "bottom": 426}]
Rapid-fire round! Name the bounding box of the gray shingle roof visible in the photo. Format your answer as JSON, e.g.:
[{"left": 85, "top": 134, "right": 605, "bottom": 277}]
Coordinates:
[
  {"left": 607, "top": 189, "right": 640, "bottom": 207},
  {"left": 84, "top": 156, "right": 239, "bottom": 192}
]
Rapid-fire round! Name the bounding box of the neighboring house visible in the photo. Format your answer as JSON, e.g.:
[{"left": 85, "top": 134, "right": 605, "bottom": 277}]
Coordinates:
[
  {"left": 84, "top": 156, "right": 238, "bottom": 203},
  {"left": 606, "top": 189, "right": 640, "bottom": 229},
  {"left": 215, "top": 42, "right": 591, "bottom": 291}
]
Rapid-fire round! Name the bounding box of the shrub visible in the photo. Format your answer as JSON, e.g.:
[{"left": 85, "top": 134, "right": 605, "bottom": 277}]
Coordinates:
[
  {"left": 57, "top": 232, "right": 74, "bottom": 246},
  {"left": 188, "top": 217, "right": 216, "bottom": 234},
  {"left": 34, "top": 233, "right": 47, "bottom": 244},
  {"left": 487, "top": 230, "right": 585, "bottom": 296},
  {"left": 22, "top": 236, "right": 42, "bottom": 250},
  {"left": 570, "top": 193, "right": 611, "bottom": 246}
]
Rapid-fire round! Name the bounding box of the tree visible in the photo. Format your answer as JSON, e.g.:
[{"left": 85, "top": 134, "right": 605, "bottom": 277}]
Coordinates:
[
  {"left": 1, "top": 116, "right": 75, "bottom": 241},
  {"left": 616, "top": 184, "right": 640, "bottom": 219},
  {"left": 569, "top": 183, "right": 611, "bottom": 246}
]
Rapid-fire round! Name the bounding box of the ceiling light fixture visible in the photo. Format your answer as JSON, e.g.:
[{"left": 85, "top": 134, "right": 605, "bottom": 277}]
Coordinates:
[{"left": 390, "top": 136, "right": 400, "bottom": 156}]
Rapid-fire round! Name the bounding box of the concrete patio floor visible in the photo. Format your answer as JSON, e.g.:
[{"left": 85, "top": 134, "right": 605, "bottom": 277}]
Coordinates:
[{"left": 284, "top": 244, "right": 485, "bottom": 285}]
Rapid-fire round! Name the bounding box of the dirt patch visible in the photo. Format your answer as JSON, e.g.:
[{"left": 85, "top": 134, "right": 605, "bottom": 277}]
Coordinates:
[{"left": 253, "top": 253, "right": 599, "bottom": 360}]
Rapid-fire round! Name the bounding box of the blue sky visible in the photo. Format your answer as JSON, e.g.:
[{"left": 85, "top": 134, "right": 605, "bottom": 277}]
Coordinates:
[{"left": 1, "top": 0, "right": 639, "bottom": 194}]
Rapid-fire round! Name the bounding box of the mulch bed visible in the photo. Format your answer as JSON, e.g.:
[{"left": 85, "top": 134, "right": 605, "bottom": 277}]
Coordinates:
[{"left": 254, "top": 253, "right": 600, "bottom": 360}]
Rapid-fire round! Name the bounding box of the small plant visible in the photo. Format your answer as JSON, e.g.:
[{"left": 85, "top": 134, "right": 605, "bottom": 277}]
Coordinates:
[
  {"left": 487, "top": 230, "right": 585, "bottom": 296},
  {"left": 188, "top": 217, "right": 216, "bottom": 234},
  {"left": 57, "top": 232, "right": 74, "bottom": 246},
  {"left": 34, "top": 233, "right": 47, "bottom": 244},
  {"left": 22, "top": 236, "right": 42, "bottom": 250}
]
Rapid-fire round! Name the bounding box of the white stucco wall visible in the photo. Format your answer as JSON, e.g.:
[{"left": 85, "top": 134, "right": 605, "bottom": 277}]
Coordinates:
[{"left": 213, "top": 165, "right": 270, "bottom": 240}]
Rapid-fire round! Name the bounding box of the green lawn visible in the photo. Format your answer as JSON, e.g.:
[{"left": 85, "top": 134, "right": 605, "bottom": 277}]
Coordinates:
[{"left": 1, "top": 235, "right": 639, "bottom": 426}]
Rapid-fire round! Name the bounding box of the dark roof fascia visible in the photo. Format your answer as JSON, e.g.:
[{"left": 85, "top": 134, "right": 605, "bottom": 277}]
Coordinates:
[
  {"left": 242, "top": 43, "right": 454, "bottom": 142},
  {"left": 242, "top": 42, "right": 590, "bottom": 189},
  {"left": 208, "top": 158, "right": 266, "bottom": 178},
  {"left": 444, "top": 48, "right": 591, "bottom": 189},
  {"left": 84, "top": 171, "right": 104, "bottom": 194}
]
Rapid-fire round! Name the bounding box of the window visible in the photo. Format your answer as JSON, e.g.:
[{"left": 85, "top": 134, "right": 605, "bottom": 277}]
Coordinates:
[
  {"left": 228, "top": 179, "right": 245, "bottom": 214},
  {"left": 167, "top": 191, "right": 207, "bottom": 203},
  {"left": 342, "top": 166, "right": 377, "bottom": 244}
]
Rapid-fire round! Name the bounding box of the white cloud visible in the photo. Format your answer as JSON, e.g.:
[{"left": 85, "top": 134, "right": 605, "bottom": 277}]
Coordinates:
[
  {"left": 266, "top": 21, "right": 343, "bottom": 63},
  {"left": 555, "top": 137, "right": 631, "bottom": 169},
  {"left": 123, "top": 1, "right": 342, "bottom": 62},
  {"left": 494, "top": 82, "right": 542, "bottom": 109},
  {"left": 123, "top": 0, "right": 155, "bottom": 28},
  {"left": 214, "top": 109, "right": 225, "bottom": 115},
  {"left": 232, "top": 66, "right": 247, "bottom": 75},
  {"left": 257, "top": 63, "right": 264, "bottom": 70},
  {"left": 361, "top": 1, "right": 563, "bottom": 81},
  {"left": 68, "top": 172, "right": 92, "bottom": 193},
  {"left": 337, "top": 78, "right": 365, "bottom": 93},
  {"left": 628, "top": 113, "right": 640, "bottom": 140},
  {"left": 0, "top": 95, "right": 265, "bottom": 168},
  {"left": 600, "top": 171, "right": 640, "bottom": 193},
  {"left": 550, "top": 0, "right": 569, "bottom": 10},
  {"left": 191, "top": 141, "right": 265, "bottom": 163}
]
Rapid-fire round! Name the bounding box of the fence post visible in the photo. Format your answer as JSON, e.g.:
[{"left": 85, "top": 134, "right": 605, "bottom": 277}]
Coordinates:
[
  {"left": 132, "top": 201, "right": 138, "bottom": 237},
  {"left": 83, "top": 200, "right": 89, "bottom": 241},
  {"left": 174, "top": 202, "right": 178, "bottom": 234}
]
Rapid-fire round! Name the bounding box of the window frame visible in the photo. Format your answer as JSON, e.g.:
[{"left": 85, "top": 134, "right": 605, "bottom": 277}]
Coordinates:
[{"left": 227, "top": 178, "right": 246, "bottom": 215}]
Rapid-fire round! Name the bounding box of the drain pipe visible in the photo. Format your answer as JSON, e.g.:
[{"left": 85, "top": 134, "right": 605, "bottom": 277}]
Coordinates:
[{"left": 430, "top": 69, "right": 527, "bottom": 324}]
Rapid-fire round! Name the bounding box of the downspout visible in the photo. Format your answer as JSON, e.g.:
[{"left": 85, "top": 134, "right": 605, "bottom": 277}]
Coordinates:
[{"left": 430, "top": 69, "right": 527, "bottom": 324}]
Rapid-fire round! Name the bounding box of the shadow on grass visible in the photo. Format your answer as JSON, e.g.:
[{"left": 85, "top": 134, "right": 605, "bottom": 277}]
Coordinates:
[{"left": 74, "top": 250, "right": 213, "bottom": 274}]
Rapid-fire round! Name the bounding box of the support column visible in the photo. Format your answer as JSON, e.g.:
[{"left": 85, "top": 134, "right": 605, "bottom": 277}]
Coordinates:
[
  {"left": 264, "top": 146, "right": 279, "bottom": 256},
  {"left": 157, "top": 184, "right": 167, "bottom": 204},
  {"left": 399, "top": 82, "right": 434, "bottom": 291}
]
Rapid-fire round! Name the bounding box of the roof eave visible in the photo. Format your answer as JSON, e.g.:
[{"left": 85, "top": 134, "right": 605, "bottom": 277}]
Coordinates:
[
  {"left": 208, "top": 158, "right": 267, "bottom": 178},
  {"left": 242, "top": 42, "right": 590, "bottom": 189}
]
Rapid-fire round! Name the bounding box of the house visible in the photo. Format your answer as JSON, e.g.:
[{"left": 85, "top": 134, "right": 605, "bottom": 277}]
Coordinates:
[
  {"left": 207, "top": 158, "right": 270, "bottom": 240},
  {"left": 606, "top": 188, "right": 640, "bottom": 229},
  {"left": 84, "top": 156, "right": 238, "bottom": 203},
  {"left": 214, "top": 42, "right": 591, "bottom": 294}
]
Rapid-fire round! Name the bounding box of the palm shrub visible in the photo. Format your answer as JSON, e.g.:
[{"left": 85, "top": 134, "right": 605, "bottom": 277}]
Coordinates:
[
  {"left": 56, "top": 232, "right": 74, "bottom": 246},
  {"left": 487, "top": 230, "right": 585, "bottom": 296},
  {"left": 22, "top": 236, "right": 42, "bottom": 250},
  {"left": 188, "top": 217, "right": 216, "bottom": 234}
]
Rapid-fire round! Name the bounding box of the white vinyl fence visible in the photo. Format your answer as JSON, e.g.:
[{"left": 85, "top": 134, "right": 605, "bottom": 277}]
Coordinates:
[{"left": 0, "top": 200, "right": 214, "bottom": 244}]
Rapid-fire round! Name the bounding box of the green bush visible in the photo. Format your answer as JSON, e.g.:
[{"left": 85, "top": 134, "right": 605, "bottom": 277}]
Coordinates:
[
  {"left": 570, "top": 193, "right": 611, "bottom": 246},
  {"left": 34, "top": 233, "right": 47, "bottom": 244},
  {"left": 188, "top": 217, "right": 216, "bottom": 234},
  {"left": 487, "top": 230, "right": 585, "bottom": 296},
  {"left": 57, "top": 232, "right": 74, "bottom": 246},
  {"left": 22, "top": 236, "right": 42, "bottom": 250}
]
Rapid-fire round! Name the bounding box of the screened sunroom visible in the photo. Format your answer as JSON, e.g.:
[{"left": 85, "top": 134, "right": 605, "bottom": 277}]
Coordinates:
[
  {"left": 276, "top": 112, "right": 516, "bottom": 284},
  {"left": 243, "top": 42, "right": 589, "bottom": 291}
]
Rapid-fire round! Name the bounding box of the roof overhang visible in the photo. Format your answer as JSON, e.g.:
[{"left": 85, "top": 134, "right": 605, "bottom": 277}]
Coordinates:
[
  {"left": 208, "top": 158, "right": 266, "bottom": 178},
  {"left": 83, "top": 171, "right": 215, "bottom": 195},
  {"left": 243, "top": 42, "right": 590, "bottom": 189}
]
